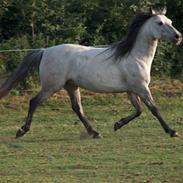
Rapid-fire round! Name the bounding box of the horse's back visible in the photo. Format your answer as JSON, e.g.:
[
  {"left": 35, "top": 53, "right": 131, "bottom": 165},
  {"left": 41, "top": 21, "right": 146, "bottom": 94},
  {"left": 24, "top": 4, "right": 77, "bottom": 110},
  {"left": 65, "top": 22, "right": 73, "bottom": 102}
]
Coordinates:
[
  {"left": 39, "top": 44, "right": 128, "bottom": 93},
  {"left": 39, "top": 44, "right": 106, "bottom": 90}
]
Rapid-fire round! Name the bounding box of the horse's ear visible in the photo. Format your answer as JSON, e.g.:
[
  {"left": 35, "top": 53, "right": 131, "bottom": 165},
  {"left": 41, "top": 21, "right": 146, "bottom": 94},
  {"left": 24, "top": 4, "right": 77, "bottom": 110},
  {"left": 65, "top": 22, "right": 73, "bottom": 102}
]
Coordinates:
[
  {"left": 150, "top": 7, "right": 156, "bottom": 15},
  {"left": 161, "top": 6, "right": 167, "bottom": 15},
  {"left": 150, "top": 5, "right": 167, "bottom": 15}
]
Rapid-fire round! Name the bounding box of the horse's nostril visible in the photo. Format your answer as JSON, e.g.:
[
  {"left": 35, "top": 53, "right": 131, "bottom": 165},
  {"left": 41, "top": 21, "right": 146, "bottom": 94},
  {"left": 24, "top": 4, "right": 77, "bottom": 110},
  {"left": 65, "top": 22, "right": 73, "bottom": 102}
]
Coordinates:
[
  {"left": 174, "top": 33, "right": 182, "bottom": 45},
  {"left": 175, "top": 33, "right": 182, "bottom": 40},
  {"left": 175, "top": 34, "right": 180, "bottom": 39}
]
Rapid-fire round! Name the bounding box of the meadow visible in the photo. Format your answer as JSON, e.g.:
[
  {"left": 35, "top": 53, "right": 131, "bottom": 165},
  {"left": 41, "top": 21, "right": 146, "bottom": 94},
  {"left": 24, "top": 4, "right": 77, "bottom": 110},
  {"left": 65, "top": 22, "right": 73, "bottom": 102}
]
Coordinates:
[{"left": 0, "top": 78, "right": 183, "bottom": 183}]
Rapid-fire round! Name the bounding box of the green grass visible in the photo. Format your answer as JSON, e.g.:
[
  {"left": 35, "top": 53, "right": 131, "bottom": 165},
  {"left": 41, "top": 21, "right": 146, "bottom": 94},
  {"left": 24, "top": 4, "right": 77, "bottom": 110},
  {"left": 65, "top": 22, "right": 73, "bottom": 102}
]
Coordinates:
[{"left": 0, "top": 79, "right": 183, "bottom": 183}]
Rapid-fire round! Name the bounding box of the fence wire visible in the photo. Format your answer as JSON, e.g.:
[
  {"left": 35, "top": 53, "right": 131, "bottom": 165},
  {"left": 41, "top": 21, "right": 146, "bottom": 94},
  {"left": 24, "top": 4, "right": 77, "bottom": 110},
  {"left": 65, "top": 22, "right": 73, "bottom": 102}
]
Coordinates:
[{"left": 0, "top": 47, "right": 183, "bottom": 68}]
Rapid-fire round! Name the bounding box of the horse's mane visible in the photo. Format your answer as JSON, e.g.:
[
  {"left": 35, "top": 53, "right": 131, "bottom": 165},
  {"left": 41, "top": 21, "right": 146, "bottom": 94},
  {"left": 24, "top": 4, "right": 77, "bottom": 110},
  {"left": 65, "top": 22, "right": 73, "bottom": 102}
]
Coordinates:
[{"left": 110, "top": 12, "right": 153, "bottom": 61}]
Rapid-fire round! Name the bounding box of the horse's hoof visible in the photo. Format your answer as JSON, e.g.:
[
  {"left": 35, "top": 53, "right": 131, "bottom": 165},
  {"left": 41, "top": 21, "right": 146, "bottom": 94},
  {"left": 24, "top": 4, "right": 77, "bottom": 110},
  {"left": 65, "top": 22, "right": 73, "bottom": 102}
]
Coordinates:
[
  {"left": 80, "top": 130, "right": 102, "bottom": 139},
  {"left": 93, "top": 133, "right": 102, "bottom": 139},
  {"left": 114, "top": 122, "right": 120, "bottom": 131},
  {"left": 92, "top": 130, "right": 102, "bottom": 139},
  {"left": 170, "top": 131, "right": 180, "bottom": 138},
  {"left": 15, "top": 128, "right": 29, "bottom": 139}
]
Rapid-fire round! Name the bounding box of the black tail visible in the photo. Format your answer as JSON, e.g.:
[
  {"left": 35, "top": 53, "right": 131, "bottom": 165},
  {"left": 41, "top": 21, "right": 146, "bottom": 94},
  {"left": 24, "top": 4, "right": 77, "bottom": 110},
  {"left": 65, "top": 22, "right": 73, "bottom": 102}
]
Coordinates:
[{"left": 0, "top": 50, "right": 44, "bottom": 98}]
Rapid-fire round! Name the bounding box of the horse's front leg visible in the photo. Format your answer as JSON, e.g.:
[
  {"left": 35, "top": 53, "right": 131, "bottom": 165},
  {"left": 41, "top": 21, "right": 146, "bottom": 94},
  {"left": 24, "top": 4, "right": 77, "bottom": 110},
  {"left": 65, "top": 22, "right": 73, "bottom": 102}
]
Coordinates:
[
  {"left": 138, "top": 86, "right": 180, "bottom": 137},
  {"left": 114, "top": 92, "right": 142, "bottom": 131}
]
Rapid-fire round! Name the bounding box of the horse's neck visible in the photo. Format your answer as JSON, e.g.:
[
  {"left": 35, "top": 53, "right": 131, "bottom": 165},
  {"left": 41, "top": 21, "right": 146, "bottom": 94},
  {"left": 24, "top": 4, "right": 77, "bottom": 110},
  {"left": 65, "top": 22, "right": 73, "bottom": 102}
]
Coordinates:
[{"left": 131, "top": 31, "right": 158, "bottom": 67}]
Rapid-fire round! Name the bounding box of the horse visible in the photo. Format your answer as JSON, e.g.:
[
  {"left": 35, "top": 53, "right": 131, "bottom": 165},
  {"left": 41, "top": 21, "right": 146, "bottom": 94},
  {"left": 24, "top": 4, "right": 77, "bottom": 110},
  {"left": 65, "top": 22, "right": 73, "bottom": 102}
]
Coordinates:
[{"left": 0, "top": 8, "right": 182, "bottom": 139}]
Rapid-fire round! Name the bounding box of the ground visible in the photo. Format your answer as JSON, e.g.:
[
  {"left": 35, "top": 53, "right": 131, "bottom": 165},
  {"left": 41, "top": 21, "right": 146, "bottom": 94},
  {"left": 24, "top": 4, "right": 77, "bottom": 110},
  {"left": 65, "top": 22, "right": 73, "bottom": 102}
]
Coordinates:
[{"left": 0, "top": 78, "right": 183, "bottom": 183}]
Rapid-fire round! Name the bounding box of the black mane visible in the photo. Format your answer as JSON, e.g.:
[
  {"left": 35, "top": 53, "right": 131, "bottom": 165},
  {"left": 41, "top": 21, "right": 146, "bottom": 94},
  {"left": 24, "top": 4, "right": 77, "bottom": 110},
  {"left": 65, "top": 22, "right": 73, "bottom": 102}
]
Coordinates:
[{"left": 111, "top": 13, "right": 153, "bottom": 61}]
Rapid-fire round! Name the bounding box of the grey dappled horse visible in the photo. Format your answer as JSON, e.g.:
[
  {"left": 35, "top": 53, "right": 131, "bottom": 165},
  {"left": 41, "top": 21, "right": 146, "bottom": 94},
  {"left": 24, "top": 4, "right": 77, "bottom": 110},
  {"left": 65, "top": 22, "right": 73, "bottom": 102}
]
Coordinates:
[{"left": 0, "top": 8, "right": 182, "bottom": 139}]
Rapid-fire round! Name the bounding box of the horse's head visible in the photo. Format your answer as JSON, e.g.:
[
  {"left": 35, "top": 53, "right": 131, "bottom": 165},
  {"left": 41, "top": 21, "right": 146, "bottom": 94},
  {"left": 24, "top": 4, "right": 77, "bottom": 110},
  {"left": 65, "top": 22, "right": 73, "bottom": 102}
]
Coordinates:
[{"left": 149, "top": 8, "right": 182, "bottom": 45}]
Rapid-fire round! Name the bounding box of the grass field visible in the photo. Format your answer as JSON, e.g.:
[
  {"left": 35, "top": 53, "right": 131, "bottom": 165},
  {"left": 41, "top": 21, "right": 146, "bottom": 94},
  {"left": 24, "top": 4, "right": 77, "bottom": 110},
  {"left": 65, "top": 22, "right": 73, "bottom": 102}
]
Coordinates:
[{"left": 0, "top": 78, "right": 183, "bottom": 183}]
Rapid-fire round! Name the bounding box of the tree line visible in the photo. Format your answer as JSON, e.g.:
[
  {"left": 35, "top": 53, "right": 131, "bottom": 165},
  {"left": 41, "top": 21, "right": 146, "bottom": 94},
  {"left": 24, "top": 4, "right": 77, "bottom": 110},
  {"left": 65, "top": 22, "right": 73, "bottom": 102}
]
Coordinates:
[{"left": 0, "top": 0, "right": 183, "bottom": 89}]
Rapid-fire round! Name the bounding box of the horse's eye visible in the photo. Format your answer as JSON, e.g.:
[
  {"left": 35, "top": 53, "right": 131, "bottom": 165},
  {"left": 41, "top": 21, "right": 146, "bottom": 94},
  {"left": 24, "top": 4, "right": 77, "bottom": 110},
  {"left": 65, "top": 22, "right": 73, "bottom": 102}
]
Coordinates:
[{"left": 158, "top": 22, "right": 163, "bottom": 26}]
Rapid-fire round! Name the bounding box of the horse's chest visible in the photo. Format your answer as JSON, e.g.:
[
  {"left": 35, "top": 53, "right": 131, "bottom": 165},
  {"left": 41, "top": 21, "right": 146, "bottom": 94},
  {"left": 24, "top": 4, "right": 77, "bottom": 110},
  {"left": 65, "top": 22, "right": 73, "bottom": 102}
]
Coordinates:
[{"left": 124, "top": 61, "right": 151, "bottom": 87}]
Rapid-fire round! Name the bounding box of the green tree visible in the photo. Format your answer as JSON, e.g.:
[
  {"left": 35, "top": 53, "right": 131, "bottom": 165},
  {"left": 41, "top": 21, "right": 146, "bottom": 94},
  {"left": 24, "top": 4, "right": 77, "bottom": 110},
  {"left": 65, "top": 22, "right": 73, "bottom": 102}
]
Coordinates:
[{"left": 0, "top": 0, "right": 182, "bottom": 89}]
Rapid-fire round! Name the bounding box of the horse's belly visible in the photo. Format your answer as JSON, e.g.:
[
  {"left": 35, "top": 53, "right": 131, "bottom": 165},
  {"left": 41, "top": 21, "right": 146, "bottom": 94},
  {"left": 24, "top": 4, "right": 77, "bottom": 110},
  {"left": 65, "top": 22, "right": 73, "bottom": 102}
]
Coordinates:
[
  {"left": 79, "top": 81, "right": 126, "bottom": 93},
  {"left": 73, "top": 69, "right": 127, "bottom": 93}
]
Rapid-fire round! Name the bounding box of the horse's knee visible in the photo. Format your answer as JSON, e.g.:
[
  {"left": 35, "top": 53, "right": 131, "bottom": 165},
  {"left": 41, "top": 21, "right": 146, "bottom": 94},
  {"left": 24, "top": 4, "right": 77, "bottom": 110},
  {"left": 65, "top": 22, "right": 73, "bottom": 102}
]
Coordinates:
[
  {"left": 149, "top": 105, "right": 159, "bottom": 116},
  {"left": 71, "top": 103, "right": 81, "bottom": 114}
]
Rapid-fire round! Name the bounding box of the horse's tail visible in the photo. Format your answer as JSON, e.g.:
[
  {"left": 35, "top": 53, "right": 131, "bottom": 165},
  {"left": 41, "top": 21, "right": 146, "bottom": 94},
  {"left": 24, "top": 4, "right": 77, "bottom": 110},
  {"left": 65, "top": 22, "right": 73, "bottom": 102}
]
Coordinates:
[{"left": 0, "top": 50, "right": 44, "bottom": 98}]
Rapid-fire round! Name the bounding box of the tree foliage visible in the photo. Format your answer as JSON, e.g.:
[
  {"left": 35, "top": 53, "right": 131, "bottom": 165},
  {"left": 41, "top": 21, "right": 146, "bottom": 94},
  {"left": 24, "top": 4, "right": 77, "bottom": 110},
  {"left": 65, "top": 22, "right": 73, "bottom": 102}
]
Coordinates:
[{"left": 0, "top": 0, "right": 183, "bottom": 88}]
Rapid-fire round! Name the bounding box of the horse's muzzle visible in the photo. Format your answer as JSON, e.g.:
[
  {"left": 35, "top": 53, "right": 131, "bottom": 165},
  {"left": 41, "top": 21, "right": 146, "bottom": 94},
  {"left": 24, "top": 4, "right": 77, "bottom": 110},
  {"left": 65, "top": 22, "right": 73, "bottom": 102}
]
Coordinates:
[{"left": 174, "top": 33, "right": 182, "bottom": 45}]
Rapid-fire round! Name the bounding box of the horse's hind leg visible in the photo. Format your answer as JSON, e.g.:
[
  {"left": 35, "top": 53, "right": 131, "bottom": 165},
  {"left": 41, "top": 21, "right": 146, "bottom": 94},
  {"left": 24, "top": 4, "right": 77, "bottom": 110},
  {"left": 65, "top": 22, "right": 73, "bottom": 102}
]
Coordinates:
[
  {"left": 65, "top": 83, "right": 102, "bottom": 138},
  {"left": 114, "top": 93, "right": 142, "bottom": 131},
  {"left": 16, "top": 90, "right": 51, "bottom": 139}
]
